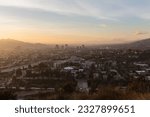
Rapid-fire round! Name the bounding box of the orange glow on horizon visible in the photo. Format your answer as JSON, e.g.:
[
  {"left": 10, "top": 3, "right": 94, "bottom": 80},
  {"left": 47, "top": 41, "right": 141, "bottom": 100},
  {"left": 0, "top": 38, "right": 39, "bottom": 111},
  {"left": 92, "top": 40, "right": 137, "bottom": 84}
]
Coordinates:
[{"left": 0, "top": 26, "right": 149, "bottom": 45}]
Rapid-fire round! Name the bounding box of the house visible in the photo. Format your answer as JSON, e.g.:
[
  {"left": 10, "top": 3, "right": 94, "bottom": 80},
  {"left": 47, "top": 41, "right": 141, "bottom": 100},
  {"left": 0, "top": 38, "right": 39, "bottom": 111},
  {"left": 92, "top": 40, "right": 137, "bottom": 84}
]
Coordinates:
[
  {"left": 53, "top": 60, "right": 66, "bottom": 68},
  {"left": 93, "top": 72, "right": 99, "bottom": 79},
  {"left": 64, "top": 66, "right": 74, "bottom": 71},
  {"left": 68, "top": 56, "right": 84, "bottom": 63},
  {"left": 145, "top": 76, "right": 150, "bottom": 81},
  {"left": 136, "top": 70, "right": 146, "bottom": 75},
  {"left": 134, "top": 63, "right": 149, "bottom": 67},
  {"left": 76, "top": 79, "right": 89, "bottom": 92},
  {"left": 82, "top": 61, "right": 95, "bottom": 68}
]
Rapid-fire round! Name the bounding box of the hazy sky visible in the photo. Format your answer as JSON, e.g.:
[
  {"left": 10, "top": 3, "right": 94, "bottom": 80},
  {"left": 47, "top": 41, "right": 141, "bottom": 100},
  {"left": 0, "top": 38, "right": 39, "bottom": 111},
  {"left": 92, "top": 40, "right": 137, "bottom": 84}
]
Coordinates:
[{"left": 0, "top": 0, "right": 150, "bottom": 44}]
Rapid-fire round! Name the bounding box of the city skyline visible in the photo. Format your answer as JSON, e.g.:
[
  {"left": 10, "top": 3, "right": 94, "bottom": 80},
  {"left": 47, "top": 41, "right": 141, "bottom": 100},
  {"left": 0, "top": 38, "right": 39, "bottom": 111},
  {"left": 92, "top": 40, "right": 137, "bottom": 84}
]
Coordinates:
[{"left": 0, "top": 0, "right": 150, "bottom": 44}]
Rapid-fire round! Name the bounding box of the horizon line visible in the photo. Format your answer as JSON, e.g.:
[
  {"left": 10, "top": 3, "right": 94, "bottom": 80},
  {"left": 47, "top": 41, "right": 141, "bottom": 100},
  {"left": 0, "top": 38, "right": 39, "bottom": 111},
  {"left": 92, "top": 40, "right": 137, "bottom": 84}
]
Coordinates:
[{"left": 0, "top": 37, "right": 149, "bottom": 46}]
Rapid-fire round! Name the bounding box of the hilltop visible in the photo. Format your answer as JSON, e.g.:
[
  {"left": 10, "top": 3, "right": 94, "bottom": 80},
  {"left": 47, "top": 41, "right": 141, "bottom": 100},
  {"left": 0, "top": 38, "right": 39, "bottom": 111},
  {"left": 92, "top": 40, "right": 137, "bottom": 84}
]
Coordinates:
[{"left": 0, "top": 39, "right": 49, "bottom": 50}]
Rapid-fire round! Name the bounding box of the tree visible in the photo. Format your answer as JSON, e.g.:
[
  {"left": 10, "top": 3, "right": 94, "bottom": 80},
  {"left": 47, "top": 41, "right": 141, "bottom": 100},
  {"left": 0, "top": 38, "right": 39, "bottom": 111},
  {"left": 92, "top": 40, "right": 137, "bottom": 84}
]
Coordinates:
[
  {"left": 0, "top": 90, "right": 17, "bottom": 100},
  {"left": 63, "top": 83, "right": 76, "bottom": 93},
  {"left": 16, "top": 69, "right": 22, "bottom": 77}
]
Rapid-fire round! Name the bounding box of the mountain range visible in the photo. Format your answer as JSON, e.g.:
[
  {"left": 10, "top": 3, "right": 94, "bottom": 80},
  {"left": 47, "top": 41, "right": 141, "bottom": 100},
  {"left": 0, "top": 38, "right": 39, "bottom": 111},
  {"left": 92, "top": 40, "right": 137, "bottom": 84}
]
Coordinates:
[
  {"left": 99, "top": 38, "right": 150, "bottom": 50},
  {"left": 0, "top": 39, "right": 50, "bottom": 50},
  {"left": 0, "top": 38, "right": 150, "bottom": 50},
  {"left": 128, "top": 38, "right": 150, "bottom": 49}
]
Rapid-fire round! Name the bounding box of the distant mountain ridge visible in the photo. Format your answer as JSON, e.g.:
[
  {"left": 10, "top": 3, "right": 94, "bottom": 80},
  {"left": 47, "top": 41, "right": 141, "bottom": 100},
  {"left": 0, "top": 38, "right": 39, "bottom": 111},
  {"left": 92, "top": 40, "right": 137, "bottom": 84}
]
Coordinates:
[
  {"left": 99, "top": 38, "right": 150, "bottom": 50},
  {"left": 0, "top": 39, "right": 49, "bottom": 50},
  {"left": 0, "top": 38, "right": 150, "bottom": 50},
  {"left": 119, "top": 38, "right": 150, "bottom": 49},
  {"left": 129, "top": 38, "right": 150, "bottom": 49}
]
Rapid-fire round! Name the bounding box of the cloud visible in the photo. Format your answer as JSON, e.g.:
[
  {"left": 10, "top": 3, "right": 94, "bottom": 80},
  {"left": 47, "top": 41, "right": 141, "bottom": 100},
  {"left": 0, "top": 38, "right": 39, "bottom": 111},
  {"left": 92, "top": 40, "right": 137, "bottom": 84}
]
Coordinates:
[
  {"left": 0, "top": 0, "right": 118, "bottom": 21},
  {"left": 135, "top": 31, "right": 149, "bottom": 35},
  {"left": 1, "top": 0, "right": 150, "bottom": 22}
]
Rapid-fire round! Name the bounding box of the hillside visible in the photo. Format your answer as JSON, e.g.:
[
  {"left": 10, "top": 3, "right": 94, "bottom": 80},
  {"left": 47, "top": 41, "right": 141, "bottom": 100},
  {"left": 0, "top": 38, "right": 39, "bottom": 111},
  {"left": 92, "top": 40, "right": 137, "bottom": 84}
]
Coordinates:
[
  {"left": 99, "top": 38, "right": 150, "bottom": 50},
  {"left": 129, "top": 38, "right": 150, "bottom": 49},
  {"left": 0, "top": 39, "right": 49, "bottom": 50},
  {"left": 0, "top": 38, "right": 150, "bottom": 50}
]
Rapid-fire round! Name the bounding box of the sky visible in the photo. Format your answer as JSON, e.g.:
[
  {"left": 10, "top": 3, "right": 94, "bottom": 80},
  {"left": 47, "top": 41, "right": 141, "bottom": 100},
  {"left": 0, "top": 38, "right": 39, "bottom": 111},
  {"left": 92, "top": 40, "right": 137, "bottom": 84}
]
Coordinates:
[{"left": 0, "top": 0, "right": 150, "bottom": 44}]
